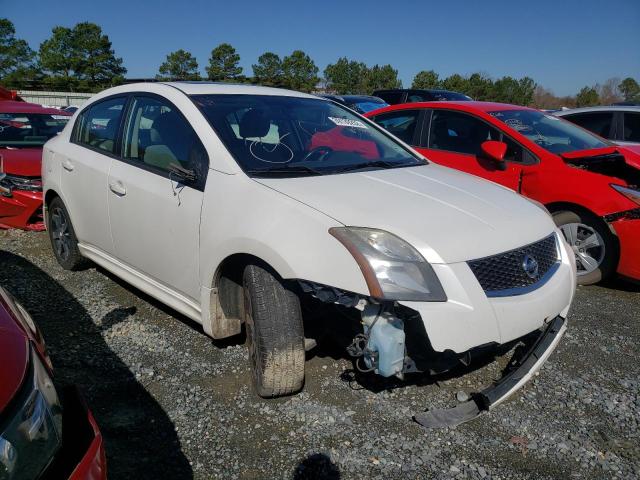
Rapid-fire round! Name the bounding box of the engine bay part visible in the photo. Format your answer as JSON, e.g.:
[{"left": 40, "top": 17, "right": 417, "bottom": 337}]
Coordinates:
[
  {"left": 361, "top": 304, "right": 406, "bottom": 378},
  {"left": 562, "top": 151, "right": 640, "bottom": 186}
]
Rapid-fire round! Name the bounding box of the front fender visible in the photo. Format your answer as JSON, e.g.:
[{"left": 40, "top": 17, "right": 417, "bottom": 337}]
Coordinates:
[{"left": 199, "top": 171, "right": 369, "bottom": 295}]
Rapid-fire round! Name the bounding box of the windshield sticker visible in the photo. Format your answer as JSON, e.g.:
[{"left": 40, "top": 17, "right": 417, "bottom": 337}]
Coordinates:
[
  {"left": 504, "top": 118, "right": 533, "bottom": 132},
  {"left": 328, "top": 117, "right": 368, "bottom": 129},
  {"left": 52, "top": 115, "right": 70, "bottom": 120},
  {"left": 489, "top": 112, "right": 503, "bottom": 117}
]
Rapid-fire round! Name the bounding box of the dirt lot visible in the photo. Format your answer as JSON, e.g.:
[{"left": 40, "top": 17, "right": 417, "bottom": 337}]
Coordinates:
[{"left": 1, "top": 228, "right": 639, "bottom": 480}]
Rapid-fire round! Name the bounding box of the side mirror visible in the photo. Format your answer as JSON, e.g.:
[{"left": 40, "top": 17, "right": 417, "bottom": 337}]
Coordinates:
[{"left": 481, "top": 140, "right": 507, "bottom": 162}]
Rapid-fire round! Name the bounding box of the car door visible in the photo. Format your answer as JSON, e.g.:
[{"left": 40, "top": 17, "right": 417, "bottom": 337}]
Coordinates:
[
  {"left": 107, "top": 94, "right": 209, "bottom": 301},
  {"left": 416, "top": 109, "right": 523, "bottom": 191},
  {"left": 62, "top": 96, "right": 128, "bottom": 254}
]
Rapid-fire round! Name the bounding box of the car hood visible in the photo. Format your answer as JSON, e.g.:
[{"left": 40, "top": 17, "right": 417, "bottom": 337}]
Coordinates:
[
  {"left": 560, "top": 146, "right": 640, "bottom": 170},
  {"left": 255, "top": 164, "right": 555, "bottom": 264},
  {"left": 0, "top": 298, "right": 29, "bottom": 413},
  {"left": 0, "top": 148, "right": 43, "bottom": 177}
]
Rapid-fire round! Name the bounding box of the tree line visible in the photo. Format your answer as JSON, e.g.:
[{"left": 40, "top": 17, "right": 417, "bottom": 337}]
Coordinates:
[{"left": 2, "top": 18, "right": 639, "bottom": 107}]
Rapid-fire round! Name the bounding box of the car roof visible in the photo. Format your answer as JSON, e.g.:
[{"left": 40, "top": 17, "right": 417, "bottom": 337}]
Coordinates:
[
  {"left": 341, "top": 95, "right": 386, "bottom": 102},
  {"left": 161, "top": 81, "right": 317, "bottom": 98},
  {"left": 369, "top": 100, "right": 533, "bottom": 115},
  {"left": 554, "top": 105, "right": 640, "bottom": 115},
  {"left": 0, "top": 100, "right": 71, "bottom": 116}
]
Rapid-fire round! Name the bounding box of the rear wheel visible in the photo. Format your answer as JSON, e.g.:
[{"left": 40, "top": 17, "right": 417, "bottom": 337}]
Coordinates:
[
  {"left": 553, "top": 209, "right": 618, "bottom": 285},
  {"left": 47, "top": 197, "right": 87, "bottom": 271},
  {"left": 242, "top": 264, "right": 305, "bottom": 397}
]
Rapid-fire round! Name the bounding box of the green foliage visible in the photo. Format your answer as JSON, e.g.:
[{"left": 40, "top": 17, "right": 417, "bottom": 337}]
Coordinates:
[
  {"left": 363, "top": 64, "right": 401, "bottom": 92},
  {"left": 441, "top": 73, "right": 467, "bottom": 93},
  {"left": 38, "top": 22, "right": 125, "bottom": 91},
  {"left": 619, "top": 77, "right": 640, "bottom": 102},
  {"left": 282, "top": 50, "right": 319, "bottom": 92},
  {"left": 492, "top": 76, "right": 536, "bottom": 105},
  {"left": 411, "top": 70, "right": 441, "bottom": 89},
  {"left": 38, "top": 26, "right": 76, "bottom": 88},
  {"left": 575, "top": 86, "right": 600, "bottom": 107},
  {"left": 0, "top": 18, "right": 36, "bottom": 87},
  {"left": 324, "top": 57, "right": 368, "bottom": 94},
  {"left": 157, "top": 49, "right": 200, "bottom": 81},
  {"left": 463, "top": 73, "right": 492, "bottom": 100},
  {"left": 252, "top": 52, "right": 284, "bottom": 87},
  {"left": 206, "top": 43, "right": 242, "bottom": 81}
]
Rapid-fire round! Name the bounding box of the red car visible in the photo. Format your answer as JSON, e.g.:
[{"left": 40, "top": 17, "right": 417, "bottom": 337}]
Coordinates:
[
  {"left": 0, "top": 87, "right": 71, "bottom": 230},
  {"left": 0, "top": 286, "right": 106, "bottom": 479},
  {"left": 366, "top": 101, "right": 640, "bottom": 284}
]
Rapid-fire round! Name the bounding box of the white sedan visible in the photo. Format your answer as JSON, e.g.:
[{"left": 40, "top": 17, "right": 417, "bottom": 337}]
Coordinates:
[{"left": 42, "top": 82, "right": 576, "bottom": 423}]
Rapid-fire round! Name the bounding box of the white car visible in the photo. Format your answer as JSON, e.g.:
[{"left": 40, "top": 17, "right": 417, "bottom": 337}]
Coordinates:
[{"left": 42, "top": 83, "right": 576, "bottom": 422}]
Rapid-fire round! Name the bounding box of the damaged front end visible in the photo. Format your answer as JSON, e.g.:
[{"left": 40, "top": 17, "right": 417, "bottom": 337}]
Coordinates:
[
  {"left": 561, "top": 148, "right": 640, "bottom": 186},
  {"left": 298, "top": 280, "right": 567, "bottom": 428}
]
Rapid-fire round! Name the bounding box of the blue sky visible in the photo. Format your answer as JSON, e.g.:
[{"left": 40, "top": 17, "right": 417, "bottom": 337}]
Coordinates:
[{"left": 4, "top": 0, "right": 639, "bottom": 96}]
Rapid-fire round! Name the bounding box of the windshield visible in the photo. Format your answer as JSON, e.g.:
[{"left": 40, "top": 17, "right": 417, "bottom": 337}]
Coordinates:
[
  {"left": 348, "top": 100, "right": 390, "bottom": 114},
  {"left": 430, "top": 91, "right": 472, "bottom": 101},
  {"left": 192, "top": 95, "right": 425, "bottom": 177},
  {"left": 0, "top": 112, "right": 69, "bottom": 148},
  {"left": 489, "top": 109, "right": 609, "bottom": 154}
]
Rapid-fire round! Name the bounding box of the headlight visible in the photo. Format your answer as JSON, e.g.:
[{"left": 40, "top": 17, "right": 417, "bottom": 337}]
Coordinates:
[
  {"left": 0, "top": 350, "right": 62, "bottom": 480},
  {"left": 0, "top": 289, "right": 50, "bottom": 370},
  {"left": 329, "top": 227, "right": 446, "bottom": 302},
  {"left": 611, "top": 184, "right": 640, "bottom": 206}
]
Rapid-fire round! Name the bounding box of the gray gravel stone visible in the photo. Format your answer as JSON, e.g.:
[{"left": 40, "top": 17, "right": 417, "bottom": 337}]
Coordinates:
[{"left": 1, "top": 229, "right": 639, "bottom": 479}]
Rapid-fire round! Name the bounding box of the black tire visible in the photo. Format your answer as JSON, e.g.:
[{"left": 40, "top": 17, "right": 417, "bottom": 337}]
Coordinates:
[
  {"left": 553, "top": 209, "right": 618, "bottom": 285},
  {"left": 242, "top": 264, "right": 305, "bottom": 397},
  {"left": 46, "top": 197, "right": 87, "bottom": 271}
]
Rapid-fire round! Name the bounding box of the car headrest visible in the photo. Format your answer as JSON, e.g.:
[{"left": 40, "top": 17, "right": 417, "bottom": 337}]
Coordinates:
[{"left": 239, "top": 109, "right": 270, "bottom": 138}]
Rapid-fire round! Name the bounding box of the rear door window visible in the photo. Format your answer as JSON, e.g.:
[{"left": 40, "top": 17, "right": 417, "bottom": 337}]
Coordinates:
[
  {"left": 372, "top": 110, "right": 421, "bottom": 145},
  {"left": 623, "top": 112, "right": 640, "bottom": 142},
  {"left": 563, "top": 112, "right": 614, "bottom": 139},
  {"left": 75, "top": 97, "right": 126, "bottom": 154}
]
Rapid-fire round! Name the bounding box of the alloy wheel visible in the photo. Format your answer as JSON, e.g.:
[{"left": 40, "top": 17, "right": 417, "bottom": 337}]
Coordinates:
[
  {"left": 50, "top": 207, "right": 72, "bottom": 261},
  {"left": 560, "top": 222, "right": 605, "bottom": 275}
]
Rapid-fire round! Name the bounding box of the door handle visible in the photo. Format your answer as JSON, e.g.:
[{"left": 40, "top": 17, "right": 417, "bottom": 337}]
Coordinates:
[
  {"left": 109, "top": 181, "right": 127, "bottom": 196},
  {"left": 62, "top": 159, "right": 74, "bottom": 172}
]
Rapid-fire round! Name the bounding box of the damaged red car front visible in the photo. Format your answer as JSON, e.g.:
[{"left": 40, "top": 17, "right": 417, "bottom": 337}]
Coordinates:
[{"left": 0, "top": 88, "right": 71, "bottom": 231}]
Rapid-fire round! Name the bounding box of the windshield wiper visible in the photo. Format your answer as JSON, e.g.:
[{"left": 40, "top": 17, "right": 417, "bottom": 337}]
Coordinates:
[
  {"left": 246, "top": 165, "right": 323, "bottom": 177},
  {"left": 332, "top": 160, "right": 423, "bottom": 174}
]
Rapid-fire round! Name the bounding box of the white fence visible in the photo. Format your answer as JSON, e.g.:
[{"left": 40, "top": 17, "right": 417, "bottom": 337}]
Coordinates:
[{"left": 17, "top": 90, "right": 94, "bottom": 108}]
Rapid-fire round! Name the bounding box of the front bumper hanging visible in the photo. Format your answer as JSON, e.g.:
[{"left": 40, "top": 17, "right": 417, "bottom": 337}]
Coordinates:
[{"left": 414, "top": 315, "right": 567, "bottom": 429}]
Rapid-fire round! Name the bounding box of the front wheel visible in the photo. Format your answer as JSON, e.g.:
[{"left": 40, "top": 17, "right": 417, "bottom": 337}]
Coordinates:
[
  {"left": 243, "top": 264, "right": 305, "bottom": 397},
  {"left": 553, "top": 210, "right": 618, "bottom": 285}
]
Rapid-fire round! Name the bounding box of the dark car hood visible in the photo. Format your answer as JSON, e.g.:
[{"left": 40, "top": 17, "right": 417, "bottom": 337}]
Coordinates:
[
  {"left": 0, "top": 148, "right": 43, "bottom": 177},
  {"left": 0, "top": 295, "right": 29, "bottom": 413}
]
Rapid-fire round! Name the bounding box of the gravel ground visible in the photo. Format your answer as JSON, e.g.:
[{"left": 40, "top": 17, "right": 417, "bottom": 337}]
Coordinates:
[{"left": 1, "top": 228, "right": 639, "bottom": 480}]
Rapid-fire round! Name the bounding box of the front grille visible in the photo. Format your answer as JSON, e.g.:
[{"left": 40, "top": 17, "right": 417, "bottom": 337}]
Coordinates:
[{"left": 467, "top": 234, "right": 559, "bottom": 295}]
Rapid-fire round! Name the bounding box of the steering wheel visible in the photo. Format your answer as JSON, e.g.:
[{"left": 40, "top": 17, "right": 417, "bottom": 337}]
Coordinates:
[{"left": 301, "top": 146, "right": 333, "bottom": 163}]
